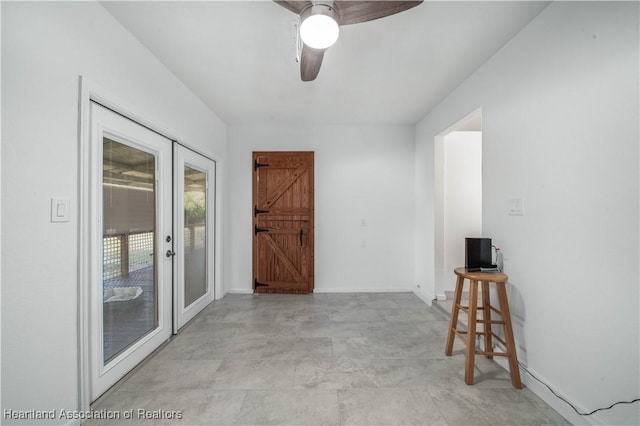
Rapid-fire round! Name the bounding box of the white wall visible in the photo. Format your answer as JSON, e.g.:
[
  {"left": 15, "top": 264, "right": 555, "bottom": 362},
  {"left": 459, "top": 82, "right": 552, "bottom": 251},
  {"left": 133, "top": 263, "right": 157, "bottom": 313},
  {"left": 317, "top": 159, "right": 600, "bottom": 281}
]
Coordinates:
[
  {"left": 1, "top": 2, "right": 226, "bottom": 423},
  {"left": 3, "top": 1, "right": 638, "bottom": 425},
  {"left": 442, "top": 131, "right": 482, "bottom": 297},
  {"left": 227, "top": 125, "right": 415, "bottom": 293},
  {"left": 415, "top": 2, "right": 639, "bottom": 425}
]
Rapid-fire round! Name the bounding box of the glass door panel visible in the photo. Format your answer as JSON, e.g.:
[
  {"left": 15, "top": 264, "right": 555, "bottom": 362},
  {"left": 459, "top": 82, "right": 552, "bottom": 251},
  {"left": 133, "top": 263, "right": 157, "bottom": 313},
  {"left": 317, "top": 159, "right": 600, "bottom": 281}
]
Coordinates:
[
  {"left": 102, "top": 138, "right": 157, "bottom": 363},
  {"left": 174, "top": 144, "right": 216, "bottom": 330},
  {"left": 183, "top": 166, "right": 207, "bottom": 306}
]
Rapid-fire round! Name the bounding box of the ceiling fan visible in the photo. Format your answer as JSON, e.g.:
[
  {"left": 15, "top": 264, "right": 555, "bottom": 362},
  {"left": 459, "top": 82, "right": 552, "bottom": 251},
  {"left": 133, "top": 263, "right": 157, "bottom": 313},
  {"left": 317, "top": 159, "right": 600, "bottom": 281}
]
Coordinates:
[{"left": 274, "top": 1, "right": 423, "bottom": 81}]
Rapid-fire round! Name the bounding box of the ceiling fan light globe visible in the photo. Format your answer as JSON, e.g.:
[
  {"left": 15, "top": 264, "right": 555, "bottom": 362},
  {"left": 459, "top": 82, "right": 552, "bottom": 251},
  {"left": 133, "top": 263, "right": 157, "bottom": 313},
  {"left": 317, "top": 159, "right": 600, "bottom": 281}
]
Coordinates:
[{"left": 300, "top": 11, "right": 339, "bottom": 49}]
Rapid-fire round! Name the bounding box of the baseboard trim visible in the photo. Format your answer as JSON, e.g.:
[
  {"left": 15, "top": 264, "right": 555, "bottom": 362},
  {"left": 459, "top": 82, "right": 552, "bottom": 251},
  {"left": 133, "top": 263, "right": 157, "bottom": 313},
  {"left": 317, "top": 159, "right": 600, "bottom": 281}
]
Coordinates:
[
  {"left": 314, "top": 287, "right": 415, "bottom": 293},
  {"left": 224, "top": 289, "right": 253, "bottom": 295},
  {"left": 502, "top": 360, "right": 607, "bottom": 426},
  {"left": 225, "top": 288, "right": 417, "bottom": 295},
  {"left": 412, "top": 287, "right": 435, "bottom": 306}
]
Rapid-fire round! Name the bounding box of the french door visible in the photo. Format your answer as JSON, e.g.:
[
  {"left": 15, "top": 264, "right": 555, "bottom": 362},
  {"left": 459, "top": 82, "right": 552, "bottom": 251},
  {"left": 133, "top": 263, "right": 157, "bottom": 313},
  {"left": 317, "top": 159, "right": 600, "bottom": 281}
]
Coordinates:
[
  {"left": 174, "top": 145, "right": 216, "bottom": 330},
  {"left": 90, "top": 103, "right": 173, "bottom": 400},
  {"left": 89, "top": 103, "right": 216, "bottom": 401}
]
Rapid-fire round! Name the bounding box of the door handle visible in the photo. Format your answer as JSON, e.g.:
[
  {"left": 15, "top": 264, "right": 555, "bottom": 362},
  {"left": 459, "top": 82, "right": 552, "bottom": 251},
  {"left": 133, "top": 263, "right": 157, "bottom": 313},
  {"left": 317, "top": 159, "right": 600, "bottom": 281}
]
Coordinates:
[
  {"left": 166, "top": 250, "right": 176, "bottom": 258},
  {"left": 299, "top": 229, "right": 303, "bottom": 247}
]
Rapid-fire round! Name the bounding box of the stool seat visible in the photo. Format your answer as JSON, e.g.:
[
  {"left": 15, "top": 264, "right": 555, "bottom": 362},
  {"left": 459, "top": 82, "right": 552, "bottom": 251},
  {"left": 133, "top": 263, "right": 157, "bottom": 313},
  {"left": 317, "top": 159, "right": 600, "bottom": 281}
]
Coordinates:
[
  {"left": 454, "top": 268, "right": 508, "bottom": 282},
  {"left": 445, "top": 267, "right": 522, "bottom": 389}
]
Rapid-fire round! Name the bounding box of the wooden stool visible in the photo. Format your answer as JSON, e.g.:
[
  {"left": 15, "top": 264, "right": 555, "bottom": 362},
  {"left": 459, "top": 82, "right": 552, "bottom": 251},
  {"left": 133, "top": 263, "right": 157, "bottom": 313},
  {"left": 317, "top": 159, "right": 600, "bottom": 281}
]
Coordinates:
[{"left": 445, "top": 267, "right": 522, "bottom": 389}]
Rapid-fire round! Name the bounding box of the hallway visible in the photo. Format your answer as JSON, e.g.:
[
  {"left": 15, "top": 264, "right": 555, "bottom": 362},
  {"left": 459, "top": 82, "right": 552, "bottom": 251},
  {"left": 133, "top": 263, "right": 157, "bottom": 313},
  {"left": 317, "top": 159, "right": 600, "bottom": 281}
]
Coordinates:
[{"left": 89, "top": 293, "right": 568, "bottom": 425}]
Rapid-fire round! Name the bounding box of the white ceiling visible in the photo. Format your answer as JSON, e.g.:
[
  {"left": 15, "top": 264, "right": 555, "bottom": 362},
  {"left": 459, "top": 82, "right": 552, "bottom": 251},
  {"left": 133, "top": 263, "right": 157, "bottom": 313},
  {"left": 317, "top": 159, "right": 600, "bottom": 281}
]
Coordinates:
[{"left": 102, "top": 1, "right": 549, "bottom": 125}]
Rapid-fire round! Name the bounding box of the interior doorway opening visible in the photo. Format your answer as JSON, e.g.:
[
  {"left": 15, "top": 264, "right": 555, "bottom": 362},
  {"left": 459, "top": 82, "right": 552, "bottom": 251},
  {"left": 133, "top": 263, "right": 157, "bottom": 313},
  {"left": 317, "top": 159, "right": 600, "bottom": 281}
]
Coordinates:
[{"left": 434, "top": 109, "right": 483, "bottom": 300}]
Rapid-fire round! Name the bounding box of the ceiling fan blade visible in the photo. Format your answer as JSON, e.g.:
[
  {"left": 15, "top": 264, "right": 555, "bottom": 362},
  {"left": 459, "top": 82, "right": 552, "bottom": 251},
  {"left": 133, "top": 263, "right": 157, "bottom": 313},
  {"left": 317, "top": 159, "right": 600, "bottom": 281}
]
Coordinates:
[
  {"left": 300, "top": 45, "right": 325, "bottom": 81},
  {"left": 335, "top": 1, "right": 423, "bottom": 25},
  {"left": 273, "top": 0, "right": 312, "bottom": 15}
]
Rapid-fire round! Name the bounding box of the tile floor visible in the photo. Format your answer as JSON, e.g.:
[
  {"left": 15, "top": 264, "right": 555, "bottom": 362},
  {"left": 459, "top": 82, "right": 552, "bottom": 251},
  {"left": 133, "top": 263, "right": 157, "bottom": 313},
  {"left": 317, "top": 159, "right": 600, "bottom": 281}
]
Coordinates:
[{"left": 89, "top": 292, "right": 570, "bottom": 425}]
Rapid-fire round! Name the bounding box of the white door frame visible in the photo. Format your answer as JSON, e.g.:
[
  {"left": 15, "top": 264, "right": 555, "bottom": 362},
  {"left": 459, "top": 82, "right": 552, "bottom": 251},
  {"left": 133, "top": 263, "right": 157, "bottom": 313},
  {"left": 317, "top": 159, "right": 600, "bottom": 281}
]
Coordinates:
[{"left": 78, "top": 77, "right": 225, "bottom": 410}]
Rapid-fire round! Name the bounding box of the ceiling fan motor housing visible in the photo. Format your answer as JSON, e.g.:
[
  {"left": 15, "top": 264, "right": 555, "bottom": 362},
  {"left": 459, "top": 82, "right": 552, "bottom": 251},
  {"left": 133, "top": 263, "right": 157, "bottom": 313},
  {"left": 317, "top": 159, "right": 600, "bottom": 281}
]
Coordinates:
[{"left": 299, "top": 3, "right": 340, "bottom": 49}]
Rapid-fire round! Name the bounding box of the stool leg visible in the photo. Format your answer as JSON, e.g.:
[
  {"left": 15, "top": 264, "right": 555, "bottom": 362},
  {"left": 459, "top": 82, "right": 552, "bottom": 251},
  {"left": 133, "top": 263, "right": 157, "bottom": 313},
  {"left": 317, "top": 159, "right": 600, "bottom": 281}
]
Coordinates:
[
  {"left": 445, "top": 275, "right": 464, "bottom": 356},
  {"left": 481, "top": 281, "right": 493, "bottom": 359},
  {"left": 465, "top": 279, "right": 478, "bottom": 385},
  {"left": 496, "top": 282, "right": 523, "bottom": 389}
]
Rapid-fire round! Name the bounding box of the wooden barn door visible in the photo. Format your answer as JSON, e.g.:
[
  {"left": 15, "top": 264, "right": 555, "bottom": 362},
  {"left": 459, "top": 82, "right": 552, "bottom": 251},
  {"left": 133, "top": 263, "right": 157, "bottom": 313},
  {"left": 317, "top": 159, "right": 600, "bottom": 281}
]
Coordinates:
[{"left": 252, "top": 152, "right": 314, "bottom": 293}]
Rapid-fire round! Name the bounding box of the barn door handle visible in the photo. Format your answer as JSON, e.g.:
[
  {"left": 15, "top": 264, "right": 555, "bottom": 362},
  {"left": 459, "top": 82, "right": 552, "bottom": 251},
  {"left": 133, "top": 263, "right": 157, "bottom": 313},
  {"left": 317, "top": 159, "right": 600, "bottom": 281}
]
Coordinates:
[
  {"left": 255, "top": 225, "right": 269, "bottom": 235},
  {"left": 299, "top": 229, "right": 303, "bottom": 247}
]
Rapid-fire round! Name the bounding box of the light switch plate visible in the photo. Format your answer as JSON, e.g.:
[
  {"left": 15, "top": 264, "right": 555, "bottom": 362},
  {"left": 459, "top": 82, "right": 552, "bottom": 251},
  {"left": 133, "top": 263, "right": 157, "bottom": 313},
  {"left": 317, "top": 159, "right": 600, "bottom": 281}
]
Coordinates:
[
  {"left": 51, "top": 198, "right": 70, "bottom": 222},
  {"left": 508, "top": 197, "right": 524, "bottom": 216}
]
